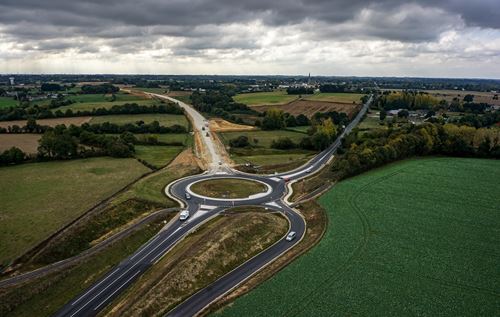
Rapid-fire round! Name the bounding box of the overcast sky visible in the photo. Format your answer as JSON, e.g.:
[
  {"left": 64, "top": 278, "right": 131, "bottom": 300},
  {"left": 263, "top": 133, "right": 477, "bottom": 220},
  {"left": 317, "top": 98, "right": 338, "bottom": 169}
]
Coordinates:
[{"left": 0, "top": 0, "right": 499, "bottom": 78}]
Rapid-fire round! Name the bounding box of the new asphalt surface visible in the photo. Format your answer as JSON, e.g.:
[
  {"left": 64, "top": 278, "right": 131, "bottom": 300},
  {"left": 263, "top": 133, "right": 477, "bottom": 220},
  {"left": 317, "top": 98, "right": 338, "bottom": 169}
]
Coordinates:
[{"left": 53, "top": 95, "right": 371, "bottom": 317}]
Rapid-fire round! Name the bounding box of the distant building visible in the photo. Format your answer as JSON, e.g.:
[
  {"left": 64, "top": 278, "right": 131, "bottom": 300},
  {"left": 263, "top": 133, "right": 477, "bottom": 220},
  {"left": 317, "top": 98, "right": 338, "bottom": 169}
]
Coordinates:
[{"left": 9, "top": 77, "right": 14, "bottom": 86}]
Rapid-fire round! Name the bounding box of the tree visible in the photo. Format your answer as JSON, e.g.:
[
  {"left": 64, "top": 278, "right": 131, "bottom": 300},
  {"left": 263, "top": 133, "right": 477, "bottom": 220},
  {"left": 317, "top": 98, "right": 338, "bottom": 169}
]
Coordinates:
[
  {"left": 120, "top": 131, "right": 137, "bottom": 145},
  {"left": 38, "top": 130, "right": 78, "bottom": 159},
  {"left": 379, "top": 109, "right": 387, "bottom": 121},
  {"left": 271, "top": 137, "right": 296, "bottom": 149},
  {"left": 463, "top": 94, "right": 474, "bottom": 103},
  {"left": 285, "top": 115, "right": 297, "bottom": 127},
  {"left": 41, "top": 83, "right": 62, "bottom": 92},
  {"left": 398, "top": 109, "right": 409, "bottom": 118},
  {"left": 0, "top": 147, "right": 25, "bottom": 165},
  {"left": 296, "top": 114, "right": 309, "bottom": 126},
  {"left": 262, "top": 108, "right": 285, "bottom": 130},
  {"left": 229, "top": 135, "right": 250, "bottom": 148}
]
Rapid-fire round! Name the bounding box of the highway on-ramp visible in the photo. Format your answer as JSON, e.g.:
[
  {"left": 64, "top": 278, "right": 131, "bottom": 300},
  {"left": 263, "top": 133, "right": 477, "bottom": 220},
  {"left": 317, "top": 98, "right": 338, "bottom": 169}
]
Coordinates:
[{"left": 53, "top": 94, "right": 371, "bottom": 317}]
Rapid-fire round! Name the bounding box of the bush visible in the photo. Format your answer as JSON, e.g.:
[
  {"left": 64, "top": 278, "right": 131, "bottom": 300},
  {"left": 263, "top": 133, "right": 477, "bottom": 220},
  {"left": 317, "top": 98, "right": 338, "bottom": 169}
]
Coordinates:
[
  {"left": 271, "top": 137, "right": 297, "bottom": 150},
  {"left": 229, "top": 135, "right": 250, "bottom": 148}
]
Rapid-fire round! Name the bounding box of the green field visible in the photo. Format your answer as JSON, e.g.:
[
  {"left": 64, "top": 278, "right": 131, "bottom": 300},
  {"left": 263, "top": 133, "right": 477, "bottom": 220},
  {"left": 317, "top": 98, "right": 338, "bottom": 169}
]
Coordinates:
[
  {"left": 217, "top": 158, "right": 500, "bottom": 316},
  {"left": 135, "top": 145, "right": 184, "bottom": 168},
  {"left": 191, "top": 178, "right": 267, "bottom": 199},
  {"left": 90, "top": 114, "right": 188, "bottom": 127},
  {"left": 304, "top": 92, "right": 364, "bottom": 103},
  {"left": 233, "top": 90, "right": 298, "bottom": 106},
  {"left": 220, "top": 129, "right": 307, "bottom": 148},
  {"left": 0, "top": 96, "right": 17, "bottom": 108},
  {"left": 231, "top": 152, "right": 313, "bottom": 166},
  {"left": 0, "top": 158, "right": 149, "bottom": 266}
]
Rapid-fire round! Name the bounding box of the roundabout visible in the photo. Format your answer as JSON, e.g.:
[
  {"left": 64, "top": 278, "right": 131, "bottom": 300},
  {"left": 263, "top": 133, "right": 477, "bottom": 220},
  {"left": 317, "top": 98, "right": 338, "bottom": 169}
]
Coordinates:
[{"left": 54, "top": 93, "right": 371, "bottom": 317}]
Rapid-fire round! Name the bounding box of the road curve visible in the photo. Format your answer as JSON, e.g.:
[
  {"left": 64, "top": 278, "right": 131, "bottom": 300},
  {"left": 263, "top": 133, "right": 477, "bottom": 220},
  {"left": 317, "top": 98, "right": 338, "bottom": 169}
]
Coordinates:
[{"left": 53, "top": 95, "right": 372, "bottom": 317}]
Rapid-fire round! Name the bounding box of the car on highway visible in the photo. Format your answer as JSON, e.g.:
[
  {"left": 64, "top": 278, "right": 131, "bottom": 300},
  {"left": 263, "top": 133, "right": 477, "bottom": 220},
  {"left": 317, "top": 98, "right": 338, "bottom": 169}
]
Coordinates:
[
  {"left": 185, "top": 192, "right": 191, "bottom": 200},
  {"left": 279, "top": 176, "right": 290, "bottom": 182},
  {"left": 306, "top": 168, "right": 312, "bottom": 173},
  {"left": 205, "top": 132, "right": 209, "bottom": 137},
  {"left": 179, "top": 210, "right": 190, "bottom": 221},
  {"left": 286, "top": 231, "right": 296, "bottom": 241}
]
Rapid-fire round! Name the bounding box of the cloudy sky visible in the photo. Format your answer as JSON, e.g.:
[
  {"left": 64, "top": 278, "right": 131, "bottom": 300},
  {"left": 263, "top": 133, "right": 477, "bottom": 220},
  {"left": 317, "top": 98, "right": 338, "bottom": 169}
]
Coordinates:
[{"left": 0, "top": 0, "right": 499, "bottom": 78}]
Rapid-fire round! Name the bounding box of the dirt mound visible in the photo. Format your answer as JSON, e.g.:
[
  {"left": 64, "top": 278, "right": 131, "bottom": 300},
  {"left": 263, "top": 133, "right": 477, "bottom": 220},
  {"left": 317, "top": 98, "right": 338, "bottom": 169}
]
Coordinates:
[
  {"left": 251, "top": 100, "right": 360, "bottom": 118},
  {"left": 209, "top": 118, "right": 255, "bottom": 132},
  {"left": 169, "top": 147, "right": 203, "bottom": 170}
]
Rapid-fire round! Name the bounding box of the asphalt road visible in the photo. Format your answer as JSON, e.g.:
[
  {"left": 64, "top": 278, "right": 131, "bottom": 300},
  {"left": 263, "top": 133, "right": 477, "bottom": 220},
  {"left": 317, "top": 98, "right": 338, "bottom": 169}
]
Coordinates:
[{"left": 53, "top": 95, "right": 371, "bottom": 317}]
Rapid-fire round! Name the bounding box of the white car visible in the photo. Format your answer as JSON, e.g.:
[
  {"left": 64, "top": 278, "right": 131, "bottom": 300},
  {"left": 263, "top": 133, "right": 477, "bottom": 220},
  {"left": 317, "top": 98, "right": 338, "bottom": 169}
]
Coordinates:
[
  {"left": 306, "top": 168, "right": 312, "bottom": 173},
  {"left": 179, "top": 210, "right": 190, "bottom": 221},
  {"left": 286, "top": 231, "right": 297, "bottom": 241},
  {"left": 185, "top": 192, "right": 191, "bottom": 200}
]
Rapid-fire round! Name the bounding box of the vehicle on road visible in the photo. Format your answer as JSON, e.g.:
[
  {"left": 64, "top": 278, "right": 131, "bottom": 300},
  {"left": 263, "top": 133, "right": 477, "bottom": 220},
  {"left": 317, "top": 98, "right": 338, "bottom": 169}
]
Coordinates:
[
  {"left": 179, "top": 210, "right": 190, "bottom": 221},
  {"left": 185, "top": 192, "right": 191, "bottom": 200},
  {"left": 279, "top": 176, "right": 290, "bottom": 182},
  {"left": 218, "top": 161, "right": 222, "bottom": 165},
  {"left": 306, "top": 168, "right": 312, "bottom": 173},
  {"left": 286, "top": 231, "right": 296, "bottom": 241},
  {"left": 205, "top": 132, "right": 209, "bottom": 137}
]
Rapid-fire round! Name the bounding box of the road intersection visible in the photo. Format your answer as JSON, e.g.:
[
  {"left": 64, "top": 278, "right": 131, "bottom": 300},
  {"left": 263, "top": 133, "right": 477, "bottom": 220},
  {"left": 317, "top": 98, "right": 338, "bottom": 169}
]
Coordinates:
[{"left": 53, "top": 94, "right": 371, "bottom": 317}]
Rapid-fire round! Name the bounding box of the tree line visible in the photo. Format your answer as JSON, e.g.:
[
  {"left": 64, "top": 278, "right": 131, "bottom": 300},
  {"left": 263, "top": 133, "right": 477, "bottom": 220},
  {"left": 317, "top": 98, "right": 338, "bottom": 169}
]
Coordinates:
[
  {"left": 0, "top": 102, "right": 183, "bottom": 121},
  {"left": 190, "top": 90, "right": 257, "bottom": 123},
  {"left": 332, "top": 123, "right": 500, "bottom": 180}
]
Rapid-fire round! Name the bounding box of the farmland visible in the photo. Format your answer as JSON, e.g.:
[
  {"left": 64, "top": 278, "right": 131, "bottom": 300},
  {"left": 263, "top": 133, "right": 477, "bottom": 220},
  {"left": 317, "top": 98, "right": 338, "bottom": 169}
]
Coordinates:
[
  {"left": 90, "top": 114, "right": 188, "bottom": 127},
  {"left": 233, "top": 90, "right": 298, "bottom": 106},
  {"left": 304, "top": 92, "right": 364, "bottom": 103},
  {"left": 0, "top": 96, "right": 17, "bottom": 108},
  {"left": 0, "top": 134, "right": 41, "bottom": 153},
  {"left": 0, "top": 157, "right": 149, "bottom": 266},
  {"left": 251, "top": 100, "right": 360, "bottom": 118},
  {"left": 216, "top": 158, "right": 500, "bottom": 316}
]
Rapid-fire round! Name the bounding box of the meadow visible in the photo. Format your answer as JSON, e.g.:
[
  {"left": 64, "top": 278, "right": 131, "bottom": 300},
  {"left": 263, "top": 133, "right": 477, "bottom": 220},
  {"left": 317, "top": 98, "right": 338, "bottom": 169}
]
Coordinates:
[
  {"left": 219, "top": 129, "right": 307, "bottom": 148},
  {"left": 90, "top": 113, "right": 188, "bottom": 127},
  {"left": 0, "top": 96, "right": 17, "bottom": 108},
  {"left": 134, "top": 145, "right": 184, "bottom": 168},
  {"left": 216, "top": 157, "right": 500, "bottom": 316},
  {"left": 233, "top": 90, "right": 298, "bottom": 106},
  {"left": 0, "top": 157, "right": 149, "bottom": 266}
]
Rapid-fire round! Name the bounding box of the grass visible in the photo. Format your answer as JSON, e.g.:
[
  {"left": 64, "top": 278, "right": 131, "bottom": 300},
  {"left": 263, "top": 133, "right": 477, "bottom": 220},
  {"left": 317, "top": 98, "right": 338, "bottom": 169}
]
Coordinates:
[
  {"left": 0, "top": 96, "right": 17, "bottom": 108},
  {"left": 233, "top": 90, "right": 298, "bottom": 106},
  {"left": 90, "top": 114, "right": 188, "bottom": 127},
  {"left": 232, "top": 152, "right": 313, "bottom": 166},
  {"left": 219, "top": 129, "right": 315, "bottom": 169},
  {"left": 220, "top": 129, "right": 308, "bottom": 148},
  {"left": 304, "top": 92, "right": 364, "bottom": 103},
  {"left": 135, "top": 145, "right": 184, "bottom": 168},
  {"left": 0, "top": 158, "right": 150, "bottom": 266},
  {"left": 0, "top": 219, "right": 165, "bottom": 317},
  {"left": 102, "top": 211, "right": 288, "bottom": 317},
  {"left": 216, "top": 157, "right": 500, "bottom": 316},
  {"left": 191, "top": 178, "right": 267, "bottom": 199},
  {"left": 114, "top": 151, "right": 201, "bottom": 206},
  {"left": 55, "top": 99, "right": 157, "bottom": 112}
]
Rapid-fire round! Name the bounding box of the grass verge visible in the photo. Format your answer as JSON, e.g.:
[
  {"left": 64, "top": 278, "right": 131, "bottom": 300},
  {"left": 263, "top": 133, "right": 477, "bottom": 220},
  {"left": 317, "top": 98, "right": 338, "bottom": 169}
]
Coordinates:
[
  {"left": 0, "top": 219, "right": 165, "bottom": 317},
  {"left": 190, "top": 178, "right": 267, "bottom": 199}
]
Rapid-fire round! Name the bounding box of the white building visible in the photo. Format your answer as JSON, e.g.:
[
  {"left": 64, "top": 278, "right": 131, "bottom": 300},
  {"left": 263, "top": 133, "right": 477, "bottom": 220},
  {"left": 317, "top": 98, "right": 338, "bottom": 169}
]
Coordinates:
[{"left": 9, "top": 77, "right": 15, "bottom": 85}]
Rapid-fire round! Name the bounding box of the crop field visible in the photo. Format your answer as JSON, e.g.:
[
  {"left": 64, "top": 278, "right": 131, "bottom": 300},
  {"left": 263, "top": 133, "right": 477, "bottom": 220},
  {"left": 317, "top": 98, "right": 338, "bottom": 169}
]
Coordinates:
[
  {"left": 251, "top": 100, "right": 360, "bottom": 118},
  {"left": 234, "top": 90, "right": 298, "bottom": 106},
  {"left": 0, "top": 134, "right": 41, "bottom": 153},
  {"left": 0, "top": 96, "right": 17, "bottom": 108},
  {"left": 135, "top": 145, "right": 184, "bottom": 168},
  {"left": 90, "top": 113, "right": 188, "bottom": 127},
  {"left": 217, "top": 158, "right": 500, "bottom": 316},
  {"left": 0, "top": 117, "right": 92, "bottom": 129},
  {"left": 0, "top": 157, "right": 149, "bottom": 266},
  {"left": 304, "top": 92, "right": 364, "bottom": 103}
]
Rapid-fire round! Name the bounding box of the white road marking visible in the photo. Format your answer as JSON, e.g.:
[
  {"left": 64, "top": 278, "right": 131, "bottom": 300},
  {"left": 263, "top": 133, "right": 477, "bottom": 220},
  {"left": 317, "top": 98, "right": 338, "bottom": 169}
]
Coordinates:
[
  {"left": 93, "top": 270, "right": 142, "bottom": 310},
  {"left": 71, "top": 267, "right": 120, "bottom": 306}
]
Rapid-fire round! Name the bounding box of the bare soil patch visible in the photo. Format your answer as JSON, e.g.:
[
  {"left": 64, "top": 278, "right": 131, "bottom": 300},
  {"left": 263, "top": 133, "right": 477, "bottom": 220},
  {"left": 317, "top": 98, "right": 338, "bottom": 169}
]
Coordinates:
[
  {"left": 251, "top": 100, "right": 360, "bottom": 118},
  {"left": 0, "top": 117, "right": 92, "bottom": 129},
  {"left": 0, "top": 134, "right": 41, "bottom": 153},
  {"left": 209, "top": 118, "right": 255, "bottom": 132}
]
